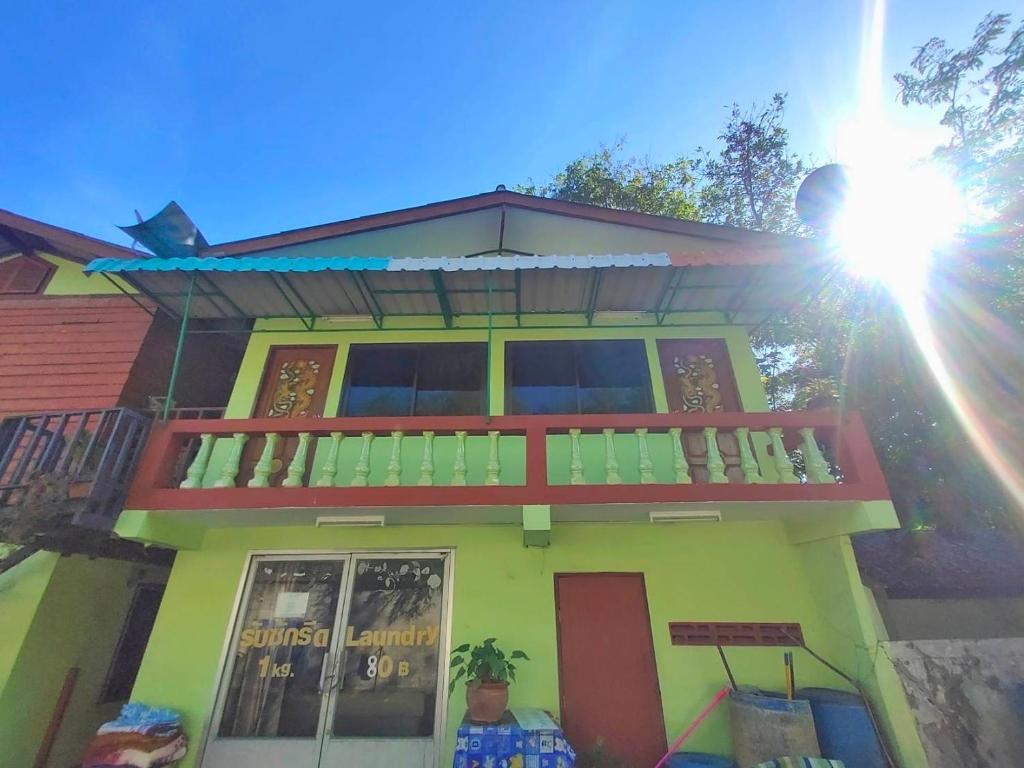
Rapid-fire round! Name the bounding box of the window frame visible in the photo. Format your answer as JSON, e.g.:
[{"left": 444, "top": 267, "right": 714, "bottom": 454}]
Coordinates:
[
  {"left": 338, "top": 342, "right": 488, "bottom": 417},
  {"left": 504, "top": 339, "right": 656, "bottom": 415}
]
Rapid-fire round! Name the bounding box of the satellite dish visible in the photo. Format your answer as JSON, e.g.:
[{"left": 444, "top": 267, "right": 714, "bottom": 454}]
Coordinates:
[{"left": 796, "top": 164, "right": 849, "bottom": 231}]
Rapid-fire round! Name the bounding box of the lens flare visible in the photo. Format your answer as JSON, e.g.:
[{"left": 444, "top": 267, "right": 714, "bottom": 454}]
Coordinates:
[
  {"left": 827, "top": 0, "right": 1024, "bottom": 514},
  {"left": 832, "top": 163, "right": 966, "bottom": 297}
]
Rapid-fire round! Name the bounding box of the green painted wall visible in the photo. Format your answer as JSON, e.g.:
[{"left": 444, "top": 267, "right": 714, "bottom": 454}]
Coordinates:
[
  {"left": 0, "top": 551, "right": 60, "bottom": 698},
  {"left": 222, "top": 317, "right": 769, "bottom": 420},
  {"left": 795, "top": 536, "right": 929, "bottom": 767},
  {"left": 0, "top": 554, "right": 161, "bottom": 768},
  {"left": 129, "top": 521, "right": 901, "bottom": 767},
  {"left": 195, "top": 317, "right": 773, "bottom": 489}
]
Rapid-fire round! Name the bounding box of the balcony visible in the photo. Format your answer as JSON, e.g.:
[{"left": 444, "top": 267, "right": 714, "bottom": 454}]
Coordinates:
[
  {"left": 0, "top": 408, "right": 152, "bottom": 540},
  {"left": 124, "top": 410, "right": 890, "bottom": 524}
]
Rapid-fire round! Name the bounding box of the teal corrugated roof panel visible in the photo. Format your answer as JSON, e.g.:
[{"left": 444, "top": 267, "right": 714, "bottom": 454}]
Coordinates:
[
  {"left": 85, "top": 253, "right": 671, "bottom": 274},
  {"left": 85, "top": 256, "right": 392, "bottom": 273}
]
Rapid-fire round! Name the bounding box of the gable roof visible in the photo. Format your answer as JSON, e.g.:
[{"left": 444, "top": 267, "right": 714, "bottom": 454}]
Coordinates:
[
  {"left": 204, "top": 189, "right": 811, "bottom": 259},
  {"left": 0, "top": 209, "right": 139, "bottom": 264}
]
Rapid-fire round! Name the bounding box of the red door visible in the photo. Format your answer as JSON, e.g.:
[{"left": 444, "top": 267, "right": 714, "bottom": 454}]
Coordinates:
[{"left": 555, "top": 573, "right": 667, "bottom": 767}]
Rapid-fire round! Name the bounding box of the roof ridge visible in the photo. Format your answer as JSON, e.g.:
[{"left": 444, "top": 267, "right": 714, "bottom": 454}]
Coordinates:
[{"left": 203, "top": 190, "right": 813, "bottom": 258}]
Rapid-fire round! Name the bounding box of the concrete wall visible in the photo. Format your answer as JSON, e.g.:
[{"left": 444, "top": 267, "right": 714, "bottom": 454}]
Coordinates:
[
  {"left": 886, "top": 638, "right": 1024, "bottom": 767},
  {"left": 0, "top": 554, "right": 168, "bottom": 768},
  {"left": 875, "top": 595, "right": 1024, "bottom": 641}
]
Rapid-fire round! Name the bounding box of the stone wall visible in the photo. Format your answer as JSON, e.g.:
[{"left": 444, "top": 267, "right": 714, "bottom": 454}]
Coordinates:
[{"left": 886, "top": 638, "right": 1024, "bottom": 766}]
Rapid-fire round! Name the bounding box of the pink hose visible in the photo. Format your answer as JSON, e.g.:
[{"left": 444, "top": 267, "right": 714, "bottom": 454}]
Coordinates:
[{"left": 651, "top": 687, "right": 731, "bottom": 768}]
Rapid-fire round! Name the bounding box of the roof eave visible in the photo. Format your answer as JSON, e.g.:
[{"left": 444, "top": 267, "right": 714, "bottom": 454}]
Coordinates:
[{"left": 0, "top": 209, "right": 140, "bottom": 263}]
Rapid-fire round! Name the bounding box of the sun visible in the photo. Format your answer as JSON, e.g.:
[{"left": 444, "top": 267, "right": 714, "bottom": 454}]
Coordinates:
[{"left": 830, "top": 160, "right": 966, "bottom": 298}]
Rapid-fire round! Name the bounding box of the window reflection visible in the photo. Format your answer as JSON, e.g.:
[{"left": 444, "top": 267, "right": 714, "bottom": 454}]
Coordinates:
[
  {"left": 218, "top": 560, "right": 344, "bottom": 738},
  {"left": 333, "top": 558, "right": 446, "bottom": 737}
]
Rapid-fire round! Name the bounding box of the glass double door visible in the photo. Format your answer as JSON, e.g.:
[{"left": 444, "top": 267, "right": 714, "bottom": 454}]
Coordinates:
[{"left": 203, "top": 552, "right": 451, "bottom": 768}]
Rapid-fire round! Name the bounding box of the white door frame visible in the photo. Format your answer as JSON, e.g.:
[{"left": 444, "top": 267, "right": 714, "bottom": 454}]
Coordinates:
[{"left": 197, "top": 548, "right": 456, "bottom": 768}]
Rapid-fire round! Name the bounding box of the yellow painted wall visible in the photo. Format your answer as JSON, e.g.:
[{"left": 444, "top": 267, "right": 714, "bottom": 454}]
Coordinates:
[{"left": 38, "top": 252, "right": 135, "bottom": 296}]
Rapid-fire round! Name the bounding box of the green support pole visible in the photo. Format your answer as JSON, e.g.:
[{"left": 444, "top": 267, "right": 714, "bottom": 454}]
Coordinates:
[{"left": 162, "top": 273, "right": 196, "bottom": 421}]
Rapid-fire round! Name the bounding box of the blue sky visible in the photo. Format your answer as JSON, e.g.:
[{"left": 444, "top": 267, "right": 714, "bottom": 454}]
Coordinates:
[{"left": 0, "top": 1, "right": 996, "bottom": 246}]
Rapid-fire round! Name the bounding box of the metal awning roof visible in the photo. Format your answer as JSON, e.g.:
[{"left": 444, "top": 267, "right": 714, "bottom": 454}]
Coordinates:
[{"left": 85, "top": 251, "right": 833, "bottom": 328}]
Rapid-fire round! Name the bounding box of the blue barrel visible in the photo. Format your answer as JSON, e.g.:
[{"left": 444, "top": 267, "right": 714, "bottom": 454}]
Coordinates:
[
  {"left": 667, "top": 753, "right": 736, "bottom": 768},
  {"left": 796, "top": 687, "right": 886, "bottom": 768}
]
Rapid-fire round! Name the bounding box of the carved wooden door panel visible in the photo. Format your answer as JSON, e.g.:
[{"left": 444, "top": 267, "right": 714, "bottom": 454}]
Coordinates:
[
  {"left": 656, "top": 339, "right": 741, "bottom": 413},
  {"left": 240, "top": 346, "right": 336, "bottom": 487},
  {"left": 657, "top": 339, "right": 743, "bottom": 480}
]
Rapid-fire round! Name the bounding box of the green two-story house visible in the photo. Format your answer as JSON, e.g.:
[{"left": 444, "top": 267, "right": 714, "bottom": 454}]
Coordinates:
[{"left": 70, "top": 190, "right": 924, "bottom": 767}]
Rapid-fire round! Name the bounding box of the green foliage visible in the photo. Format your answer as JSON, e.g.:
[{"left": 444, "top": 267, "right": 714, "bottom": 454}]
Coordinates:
[
  {"left": 895, "top": 11, "right": 1024, "bottom": 322},
  {"left": 694, "top": 93, "right": 808, "bottom": 233},
  {"left": 518, "top": 14, "right": 1024, "bottom": 538},
  {"left": 449, "top": 638, "right": 529, "bottom": 693},
  {"left": 517, "top": 141, "right": 699, "bottom": 219}
]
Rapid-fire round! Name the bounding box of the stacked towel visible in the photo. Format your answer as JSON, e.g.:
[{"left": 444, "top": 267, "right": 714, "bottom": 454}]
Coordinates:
[{"left": 81, "top": 703, "right": 187, "bottom": 768}]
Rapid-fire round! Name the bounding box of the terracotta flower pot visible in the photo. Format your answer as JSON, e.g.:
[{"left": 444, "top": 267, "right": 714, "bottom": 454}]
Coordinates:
[{"left": 466, "top": 680, "right": 509, "bottom": 724}]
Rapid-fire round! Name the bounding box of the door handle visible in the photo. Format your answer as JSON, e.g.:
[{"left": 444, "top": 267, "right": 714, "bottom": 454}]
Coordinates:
[
  {"left": 318, "top": 651, "right": 334, "bottom": 695},
  {"left": 331, "top": 650, "right": 346, "bottom": 692}
]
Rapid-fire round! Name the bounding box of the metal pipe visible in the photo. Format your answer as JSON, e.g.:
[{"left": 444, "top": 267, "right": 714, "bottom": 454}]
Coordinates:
[
  {"left": 485, "top": 277, "right": 494, "bottom": 421},
  {"left": 163, "top": 273, "right": 196, "bottom": 420}
]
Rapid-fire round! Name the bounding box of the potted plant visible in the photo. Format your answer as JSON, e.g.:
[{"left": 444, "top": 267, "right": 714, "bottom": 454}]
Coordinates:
[{"left": 449, "top": 638, "right": 529, "bottom": 723}]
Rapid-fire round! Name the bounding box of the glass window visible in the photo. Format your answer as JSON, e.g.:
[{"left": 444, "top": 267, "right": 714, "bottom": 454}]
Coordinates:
[
  {"left": 505, "top": 340, "right": 653, "bottom": 414},
  {"left": 100, "top": 584, "right": 165, "bottom": 703},
  {"left": 341, "top": 344, "right": 485, "bottom": 416},
  {"left": 333, "top": 557, "right": 447, "bottom": 737},
  {"left": 218, "top": 559, "right": 345, "bottom": 738}
]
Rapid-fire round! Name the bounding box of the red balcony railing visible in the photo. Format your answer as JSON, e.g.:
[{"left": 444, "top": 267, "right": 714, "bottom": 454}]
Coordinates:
[{"left": 125, "top": 410, "right": 890, "bottom": 512}]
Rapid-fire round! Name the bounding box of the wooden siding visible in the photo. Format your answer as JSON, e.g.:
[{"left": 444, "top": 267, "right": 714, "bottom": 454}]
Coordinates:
[
  {"left": 0, "top": 295, "right": 157, "bottom": 417},
  {"left": 120, "top": 312, "right": 243, "bottom": 411}
]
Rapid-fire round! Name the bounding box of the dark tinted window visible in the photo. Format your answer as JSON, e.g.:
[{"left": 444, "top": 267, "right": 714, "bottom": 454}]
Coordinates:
[
  {"left": 342, "top": 344, "right": 485, "bottom": 416},
  {"left": 505, "top": 340, "right": 653, "bottom": 414},
  {"left": 101, "top": 584, "right": 165, "bottom": 703}
]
